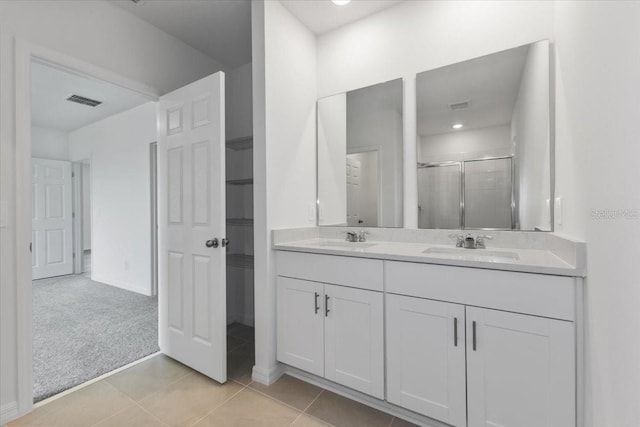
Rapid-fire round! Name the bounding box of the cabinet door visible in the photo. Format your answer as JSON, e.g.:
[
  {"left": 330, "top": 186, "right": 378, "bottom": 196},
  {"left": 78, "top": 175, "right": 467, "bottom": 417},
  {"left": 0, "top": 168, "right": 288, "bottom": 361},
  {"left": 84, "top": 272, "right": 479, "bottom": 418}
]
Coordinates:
[
  {"left": 386, "top": 294, "right": 467, "bottom": 427},
  {"left": 324, "top": 284, "right": 384, "bottom": 399},
  {"left": 276, "top": 277, "right": 324, "bottom": 376},
  {"left": 466, "top": 307, "right": 575, "bottom": 427}
]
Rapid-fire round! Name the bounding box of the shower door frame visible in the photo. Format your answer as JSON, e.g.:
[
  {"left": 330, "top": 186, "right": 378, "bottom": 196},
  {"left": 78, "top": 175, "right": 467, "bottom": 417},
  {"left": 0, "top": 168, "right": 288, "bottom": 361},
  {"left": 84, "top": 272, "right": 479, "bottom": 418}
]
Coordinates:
[{"left": 417, "top": 155, "right": 516, "bottom": 230}]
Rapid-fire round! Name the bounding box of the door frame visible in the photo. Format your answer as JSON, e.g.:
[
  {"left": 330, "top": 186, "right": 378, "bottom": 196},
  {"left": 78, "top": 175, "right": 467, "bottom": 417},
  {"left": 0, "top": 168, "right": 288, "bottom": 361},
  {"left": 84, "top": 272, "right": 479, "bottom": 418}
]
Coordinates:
[
  {"left": 14, "top": 38, "right": 159, "bottom": 416},
  {"left": 347, "top": 145, "right": 382, "bottom": 226}
]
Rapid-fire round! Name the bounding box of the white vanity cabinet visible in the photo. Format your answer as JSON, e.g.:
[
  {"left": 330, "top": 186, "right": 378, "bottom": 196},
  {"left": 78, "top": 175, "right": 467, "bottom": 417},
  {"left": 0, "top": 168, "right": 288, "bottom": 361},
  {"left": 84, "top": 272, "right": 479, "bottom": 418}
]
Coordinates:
[
  {"left": 386, "top": 295, "right": 467, "bottom": 426},
  {"left": 386, "top": 261, "right": 577, "bottom": 427},
  {"left": 276, "top": 252, "right": 385, "bottom": 399},
  {"left": 276, "top": 277, "right": 324, "bottom": 376},
  {"left": 275, "top": 249, "right": 581, "bottom": 427},
  {"left": 465, "top": 307, "right": 575, "bottom": 427}
]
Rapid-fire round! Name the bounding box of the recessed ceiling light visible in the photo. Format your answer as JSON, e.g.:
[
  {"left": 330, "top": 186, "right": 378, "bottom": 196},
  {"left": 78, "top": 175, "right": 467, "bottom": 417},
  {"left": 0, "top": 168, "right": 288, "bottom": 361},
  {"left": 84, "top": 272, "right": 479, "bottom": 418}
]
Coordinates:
[
  {"left": 332, "top": 0, "right": 351, "bottom": 5},
  {"left": 452, "top": 123, "right": 463, "bottom": 129}
]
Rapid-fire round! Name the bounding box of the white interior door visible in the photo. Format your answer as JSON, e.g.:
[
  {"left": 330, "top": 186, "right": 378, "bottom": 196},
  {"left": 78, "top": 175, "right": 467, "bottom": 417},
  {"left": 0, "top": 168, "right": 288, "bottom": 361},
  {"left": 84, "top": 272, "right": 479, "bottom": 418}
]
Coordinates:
[
  {"left": 158, "top": 72, "right": 227, "bottom": 382},
  {"left": 346, "top": 157, "right": 361, "bottom": 226},
  {"left": 31, "top": 158, "right": 73, "bottom": 280}
]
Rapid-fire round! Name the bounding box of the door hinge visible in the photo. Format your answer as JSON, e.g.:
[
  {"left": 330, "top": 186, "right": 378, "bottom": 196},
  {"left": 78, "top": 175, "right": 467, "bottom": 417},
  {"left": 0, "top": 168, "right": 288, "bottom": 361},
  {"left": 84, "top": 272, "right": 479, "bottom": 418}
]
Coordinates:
[
  {"left": 73, "top": 252, "right": 76, "bottom": 258},
  {"left": 72, "top": 212, "right": 75, "bottom": 219},
  {"left": 72, "top": 172, "right": 75, "bottom": 178}
]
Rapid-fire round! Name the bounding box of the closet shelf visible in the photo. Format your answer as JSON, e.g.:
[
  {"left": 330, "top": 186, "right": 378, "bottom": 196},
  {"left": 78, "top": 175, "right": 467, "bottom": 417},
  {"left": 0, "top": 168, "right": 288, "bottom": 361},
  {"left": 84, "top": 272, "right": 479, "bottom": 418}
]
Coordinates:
[
  {"left": 226, "top": 178, "right": 253, "bottom": 186},
  {"left": 226, "top": 136, "right": 253, "bottom": 151},
  {"left": 226, "top": 218, "right": 254, "bottom": 226},
  {"left": 227, "top": 253, "right": 254, "bottom": 269}
]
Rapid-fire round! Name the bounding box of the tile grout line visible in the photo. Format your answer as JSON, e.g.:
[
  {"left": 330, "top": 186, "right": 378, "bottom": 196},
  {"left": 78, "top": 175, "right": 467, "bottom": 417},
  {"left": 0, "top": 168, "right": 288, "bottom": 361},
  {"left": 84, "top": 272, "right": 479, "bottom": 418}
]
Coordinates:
[
  {"left": 244, "top": 383, "right": 308, "bottom": 416},
  {"left": 187, "top": 382, "right": 248, "bottom": 426},
  {"left": 287, "top": 389, "right": 325, "bottom": 427},
  {"left": 92, "top": 380, "right": 170, "bottom": 427}
]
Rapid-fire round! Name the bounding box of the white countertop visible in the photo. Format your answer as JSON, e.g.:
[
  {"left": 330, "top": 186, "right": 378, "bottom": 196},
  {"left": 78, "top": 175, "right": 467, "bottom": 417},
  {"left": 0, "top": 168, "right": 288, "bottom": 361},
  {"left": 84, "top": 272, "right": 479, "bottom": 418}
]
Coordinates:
[{"left": 273, "top": 238, "right": 586, "bottom": 277}]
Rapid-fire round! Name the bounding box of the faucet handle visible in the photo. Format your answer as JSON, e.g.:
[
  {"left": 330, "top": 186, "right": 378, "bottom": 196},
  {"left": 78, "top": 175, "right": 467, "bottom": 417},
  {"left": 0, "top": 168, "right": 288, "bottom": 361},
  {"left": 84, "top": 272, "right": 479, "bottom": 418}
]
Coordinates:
[
  {"left": 448, "top": 233, "right": 465, "bottom": 248},
  {"left": 475, "top": 234, "right": 493, "bottom": 249},
  {"left": 358, "top": 230, "right": 369, "bottom": 242}
]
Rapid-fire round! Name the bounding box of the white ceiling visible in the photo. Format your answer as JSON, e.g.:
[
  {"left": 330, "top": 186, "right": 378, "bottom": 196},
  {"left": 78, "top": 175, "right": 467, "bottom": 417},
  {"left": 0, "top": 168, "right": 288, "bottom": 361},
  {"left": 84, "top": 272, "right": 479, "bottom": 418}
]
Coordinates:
[
  {"left": 31, "top": 61, "right": 152, "bottom": 132},
  {"left": 281, "top": 0, "right": 403, "bottom": 35},
  {"left": 417, "top": 45, "right": 529, "bottom": 137},
  {"left": 110, "top": 0, "right": 251, "bottom": 69}
]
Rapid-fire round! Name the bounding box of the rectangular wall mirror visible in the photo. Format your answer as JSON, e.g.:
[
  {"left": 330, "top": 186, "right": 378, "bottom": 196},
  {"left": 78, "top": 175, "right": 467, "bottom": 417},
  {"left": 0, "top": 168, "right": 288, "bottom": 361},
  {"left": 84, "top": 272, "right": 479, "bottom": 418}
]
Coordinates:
[
  {"left": 416, "top": 40, "right": 552, "bottom": 231},
  {"left": 317, "top": 79, "right": 404, "bottom": 228}
]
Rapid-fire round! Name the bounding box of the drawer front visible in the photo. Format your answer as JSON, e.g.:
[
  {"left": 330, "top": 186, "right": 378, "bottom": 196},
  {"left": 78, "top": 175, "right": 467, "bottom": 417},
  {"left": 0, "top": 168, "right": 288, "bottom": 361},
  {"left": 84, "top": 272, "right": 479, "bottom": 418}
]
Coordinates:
[
  {"left": 277, "top": 251, "right": 383, "bottom": 291},
  {"left": 385, "top": 261, "right": 576, "bottom": 321}
]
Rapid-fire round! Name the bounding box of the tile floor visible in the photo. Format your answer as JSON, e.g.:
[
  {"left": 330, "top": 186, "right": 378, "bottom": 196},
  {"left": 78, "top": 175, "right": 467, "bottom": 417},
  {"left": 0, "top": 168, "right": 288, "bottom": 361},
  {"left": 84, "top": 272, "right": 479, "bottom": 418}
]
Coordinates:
[{"left": 7, "top": 324, "right": 417, "bottom": 427}]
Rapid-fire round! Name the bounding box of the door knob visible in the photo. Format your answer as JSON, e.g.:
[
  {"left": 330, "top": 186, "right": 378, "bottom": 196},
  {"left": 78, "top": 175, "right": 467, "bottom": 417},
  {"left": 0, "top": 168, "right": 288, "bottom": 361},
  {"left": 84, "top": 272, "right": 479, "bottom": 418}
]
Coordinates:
[
  {"left": 221, "top": 238, "right": 230, "bottom": 248},
  {"left": 206, "top": 238, "right": 219, "bottom": 248}
]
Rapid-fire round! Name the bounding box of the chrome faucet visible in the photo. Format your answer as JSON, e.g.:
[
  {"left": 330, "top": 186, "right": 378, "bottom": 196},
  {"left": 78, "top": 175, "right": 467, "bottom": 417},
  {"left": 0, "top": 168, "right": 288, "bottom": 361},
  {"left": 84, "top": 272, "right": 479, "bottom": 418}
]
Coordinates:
[
  {"left": 344, "top": 230, "right": 369, "bottom": 242},
  {"left": 464, "top": 234, "right": 476, "bottom": 249},
  {"left": 345, "top": 231, "right": 358, "bottom": 242},
  {"left": 449, "top": 233, "right": 493, "bottom": 249}
]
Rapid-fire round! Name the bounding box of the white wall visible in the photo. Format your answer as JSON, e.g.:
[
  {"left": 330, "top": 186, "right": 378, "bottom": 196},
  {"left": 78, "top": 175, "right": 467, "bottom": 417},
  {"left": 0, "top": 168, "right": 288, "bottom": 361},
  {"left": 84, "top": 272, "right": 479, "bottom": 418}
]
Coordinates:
[
  {"left": 69, "top": 102, "right": 156, "bottom": 296},
  {"left": 30, "top": 126, "right": 69, "bottom": 161},
  {"left": 252, "top": 0, "right": 317, "bottom": 384},
  {"left": 82, "top": 163, "right": 91, "bottom": 251},
  {"left": 317, "top": 0, "right": 554, "bottom": 228},
  {"left": 317, "top": 93, "right": 347, "bottom": 225},
  {"left": 512, "top": 41, "right": 551, "bottom": 231},
  {"left": 554, "top": 2, "right": 640, "bottom": 426},
  {"left": 419, "top": 125, "right": 512, "bottom": 163},
  {"left": 1, "top": 1, "right": 224, "bottom": 415}
]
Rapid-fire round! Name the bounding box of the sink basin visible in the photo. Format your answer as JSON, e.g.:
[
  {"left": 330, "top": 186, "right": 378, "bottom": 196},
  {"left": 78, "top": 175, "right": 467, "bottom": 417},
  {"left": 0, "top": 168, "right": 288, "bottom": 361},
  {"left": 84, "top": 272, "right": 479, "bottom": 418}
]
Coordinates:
[
  {"left": 316, "top": 240, "right": 378, "bottom": 249},
  {"left": 423, "top": 247, "right": 520, "bottom": 262}
]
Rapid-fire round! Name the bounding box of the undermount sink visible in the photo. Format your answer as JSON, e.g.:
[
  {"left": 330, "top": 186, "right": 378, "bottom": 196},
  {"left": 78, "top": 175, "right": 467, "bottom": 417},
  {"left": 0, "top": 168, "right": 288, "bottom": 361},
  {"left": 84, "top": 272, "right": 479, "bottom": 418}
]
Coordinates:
[
  {"left": 316, "top": 240, "right": 378, "bottom": 249},
  {"left": 423, "top": 247, "right": 520, "bottom": 262}
]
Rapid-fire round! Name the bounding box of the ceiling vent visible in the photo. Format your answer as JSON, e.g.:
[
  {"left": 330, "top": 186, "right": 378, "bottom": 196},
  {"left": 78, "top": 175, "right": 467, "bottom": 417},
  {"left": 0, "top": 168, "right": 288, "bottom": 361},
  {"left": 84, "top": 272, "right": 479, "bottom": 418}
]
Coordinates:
[
  {"left": 448, "top": 100, "right": 470, "bottom": 111},
  {"left": 66, "top": 94, "right": 102, "bottom": 108}
]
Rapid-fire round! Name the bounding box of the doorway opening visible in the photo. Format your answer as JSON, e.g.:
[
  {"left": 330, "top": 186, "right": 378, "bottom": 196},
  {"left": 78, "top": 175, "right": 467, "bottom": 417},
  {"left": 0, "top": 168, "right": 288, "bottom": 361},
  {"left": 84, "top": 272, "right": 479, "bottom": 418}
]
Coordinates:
[{"left": 30, "top": 60, "right": 159, "bottom": 402}]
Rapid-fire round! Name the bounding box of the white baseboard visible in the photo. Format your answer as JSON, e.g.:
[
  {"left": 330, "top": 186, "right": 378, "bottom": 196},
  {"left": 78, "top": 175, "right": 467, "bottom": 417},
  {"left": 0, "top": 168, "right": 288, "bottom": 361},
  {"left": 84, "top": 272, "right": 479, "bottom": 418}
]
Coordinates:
[
  {"left": 251, "top": 363, "right": 285, "bottom": 386},
  {"left": 284, "top": 367, "right": 449, "bottom": 427},
  {"left": 0, "top": 402, "right": 19, "bottom": 425},
  {"left": 91, "top": 274, "right": 151, "bottom": 296}
]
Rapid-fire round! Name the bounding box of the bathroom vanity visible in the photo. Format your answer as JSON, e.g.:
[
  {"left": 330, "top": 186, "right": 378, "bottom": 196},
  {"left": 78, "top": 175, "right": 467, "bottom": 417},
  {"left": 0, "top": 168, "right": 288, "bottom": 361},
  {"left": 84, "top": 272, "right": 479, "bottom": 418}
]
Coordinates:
[{"left": 273, "top": 228, "right": 586, "bottom": 427}]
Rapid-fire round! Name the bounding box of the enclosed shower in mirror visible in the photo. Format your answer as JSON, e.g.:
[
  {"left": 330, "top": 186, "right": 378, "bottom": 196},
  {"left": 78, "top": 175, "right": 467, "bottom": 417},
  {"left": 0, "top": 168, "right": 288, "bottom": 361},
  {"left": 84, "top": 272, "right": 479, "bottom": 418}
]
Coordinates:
[{"left": 418, "top": 157, "right": 514, "bottom": 230}]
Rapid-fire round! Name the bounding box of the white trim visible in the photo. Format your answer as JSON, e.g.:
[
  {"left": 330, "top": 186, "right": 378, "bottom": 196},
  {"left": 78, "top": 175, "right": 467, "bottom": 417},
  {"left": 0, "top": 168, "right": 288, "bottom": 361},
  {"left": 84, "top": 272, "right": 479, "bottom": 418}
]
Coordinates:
[
  {"left": 576, "top": 278, "right": 585, "bottom": 427},
  {"left": 72, "top": 162, "right": 83, "bottom": 274},
  {"left": 34, "top": 351, "right": 162, "bottom": 409},
  {"left": 284, "top": 366, "right": 449, "bottom": 427},
  {"left": 14, "top": 36, "right": 160, "bottom": 418},
  {"left": 90, "top": 274, "right": 153, "bottom": 297},
  {"left": 0, "top": 402, "right": 19, "bottom": 425},
  {"left": 251, "top": 363, "right": 285, "bottom": 386}
]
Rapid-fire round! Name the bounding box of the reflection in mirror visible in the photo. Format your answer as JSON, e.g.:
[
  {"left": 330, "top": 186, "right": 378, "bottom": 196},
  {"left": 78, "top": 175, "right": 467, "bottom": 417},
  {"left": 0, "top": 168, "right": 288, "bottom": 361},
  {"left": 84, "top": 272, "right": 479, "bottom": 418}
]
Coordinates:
[
  {"left": 318, "top": 79, "right": 403, "bottom": 227},
  {"left": 416, "top": 40, "right": 552, "bottom": 231}
]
